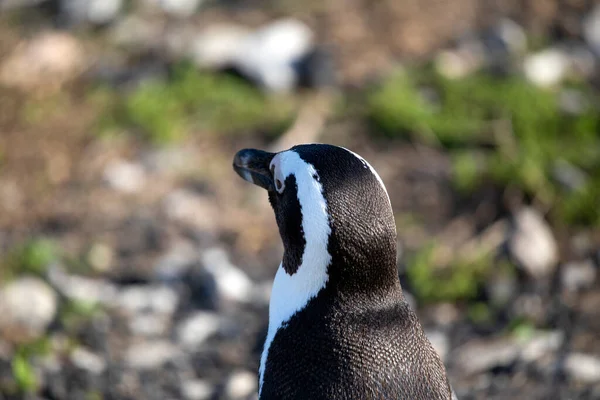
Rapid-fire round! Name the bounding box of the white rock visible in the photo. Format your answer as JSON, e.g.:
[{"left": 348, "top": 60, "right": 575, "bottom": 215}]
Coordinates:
[
  {"left": 0, "top": 32, "right": 85, "bottom": 91},
  {"left": 490, "top": 18, "right": 527, "bottom": 56},
  {"left": 60, "top": 0, "right": 123, "bottom": 25},
  {"left": 520, "top": 330, "right": 564, "bottom": 363},
  {"left": 70, "top": 347, "right": 107, "bottom": 374},
  {"left": 87, "top": 243, "right": 114, "bottom": 272},
  {"left": 176, "top": 311, "right": 221, "bottom": 349},
  {"left": 182, "top": 379, "right": 214, "bottom": 400},
  {"left": 434, "top": 50, "right": 473, "bottom": 79},
  {"left": 163, "top": 189, "right": 218, "bottom": 230},
  {"left": 117, "top": 285, "right": 179, "bottom": 315},
  {"left": 159, "top": 0, "right": 202, "bottom": 17},
  {"left": 233, "top": 19, "right": 314, "bottom": 92},
  {"left": 509, "top": 208, "right": 558, "bottom": 278},
  {"left": 425, "top": 330, "right": 450, "bottom": 362},
  {"left": 225, "top": 370, "right": 258, "bottom": 399},
  {"left": 561, "top": 260, "right": 597, "bottom": 292},
  {"left": 583, "top": 5, "right": 600, "bottom": 55},
  {"left": 565, "top": 353, "right": 600, "bottom": 383},
  {"left": 0, "top": 277, "right": 58, "bottom": 338},
  {"left": 190, "top": 24, "right": 251, "bottom": 69},
  {"left": 129, "top": 313, "right": 169, "bottom": 337},
  {"left": 201, "top": 248, "right": 254, "bottom": 303},
  {"left": 103, "top": 160, "right": 146, "bottom": 193},
  {"left": 523, "top": 48, "right": 569, "bottom": 87},
  {"left": 48, "top": 265, "right": 118, "bottom": 305},
  {"left": 154, "top": 240, "right": 198, "bottom": 282},
  {"left": 125, "top": 340, "right": 180, "bottom": 369},
  {"left": 109, "top": 15, "right": 164, "bottom": 50}
]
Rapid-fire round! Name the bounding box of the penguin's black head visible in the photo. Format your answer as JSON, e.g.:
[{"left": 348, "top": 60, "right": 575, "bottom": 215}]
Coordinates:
[{"left": 233, "top": 144, "right": 399, "bottom": 298}]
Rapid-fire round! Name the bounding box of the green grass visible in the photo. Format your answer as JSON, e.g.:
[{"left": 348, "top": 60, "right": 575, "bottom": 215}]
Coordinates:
[
  {"left": 96, "top": 62, "right": 296, "bottom": 144},
  {"left": 1, "top": 238, "right": 58, "bottom": 281},
  {"left": 368, "top": 69, "right": 600, "bottom": 227}
]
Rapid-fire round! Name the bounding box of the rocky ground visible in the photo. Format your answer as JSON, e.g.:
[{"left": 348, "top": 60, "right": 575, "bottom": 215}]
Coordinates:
[{"left": 1, "top": 0, "right": 600, "bottom": 399}]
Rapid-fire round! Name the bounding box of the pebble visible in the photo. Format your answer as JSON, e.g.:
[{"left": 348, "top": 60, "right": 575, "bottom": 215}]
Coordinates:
[
  {"left": 0, "top": 277, "right": 58, "bottom": 340},
  {"left": 159, "top": 0, "right": 203, "bottom": 17},
  {"left": 163, "top": 189, "right": 218, "bottom": 231},
  {"left": 103, "top": 160, "right": 147, "bottom": 193},
  {"left": 0, "top": 0, "right": 48, "bottom": 9},
  {"left": 455, "top": 338, "right": 520, "bottom": 374},
  {"left": 118, "top": 285, "right": 179, "bottom": 315},
  {"left": 129, "top": 313, "right": 169, "bottom": 337},
  {"left": 520, "top": 330, "right": 564, "bottom": 363},
  {"left": 108, "top": 15, "right": 164, "bottom": 51},
  {"left": 70, "top": 347, "right": 107, "bottom": 375},
  {"left": 0, "top": 32, "right": 85, "bottom": 91},
  {"left": 154, "top": 240, "right": 198, "bottom": 283},
  {"left": 48, "top": 265, "right": 118, "bottom": 305},
  {"left": 523, "top": 48, "right": 569, "bottom": 87},
  {"left": 176, "top": 312, "right": 221, "bottom": 349},
  {"left": 87, "top": 242, "right": 115, "bottom": 272},
  {"left": 558, "top": 89, "right": 589, "bottom": 116},
  {"left": 583, "top": 5, "right": 600, "bottom": 56},
  {"left": 224, "top": 370, "right": 258, "bottom": 399},
  {"left": 565, "top": 353, "right": 600, "bottom": 383},
  {"left": 233, "top": 18, "right": 314, "bottom": 92},
  {"left": 201, "top": 248, "right": 255, "bottom": 303},
  {"left": 552, "top": 159, "right": 588, "bottom": 192},
  {"left": 59, "top": 0, "right": 123, "bottom": 25},
  {"left": 190, "top": 24, "right": 251, "bottom": 69},
  {"left": 508, "top": 207, "right": 558, "bottom": 278},
  {"left": 182, "top": 379, "right": 214, "bottom": 400},
  {"left": 125, "top": 340, "right": 181, "bottom": 369},
  {"left": 561, "top": 260, "right": 597, "bottom": 292}
]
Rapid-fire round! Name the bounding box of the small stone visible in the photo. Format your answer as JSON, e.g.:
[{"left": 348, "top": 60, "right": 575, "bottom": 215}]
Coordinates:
[
  {"left": 564, "top": 45, "right": 597, "bottom": 79},
  {"left": 583, "top": 5, "right": 600, "bottom": 56},
  {"left": 129, "top": 313, "right": 169, "bottom": 337},
  {"left": 60, "top": 0, "right": 123, "bottom": 25},
  {"left": 225, "top": 370, "right": 258, "bottom": 399},
  {"left": 163, "top": 190, "right": 218, "bottom": 231},
  {"left": 508, "top": 207, "right": 558, "bottom": 278},
  {"left": 125, "top": 340, "right": 180, "bottom": 369},
  {"left": 520, "top": 330, "right": 564, "bottom": 363},
  {"left": 523, "top": 49, "right": 569, "bottom": 87},
  {"left": 490, "top": 18, "right": 527, "bottom": 56},
  {"left": 233, "top": 19, "right": 314, "bottom": 92},
  {"left": 0, "top": 277, "right": 58, "bottom": 340},
  {"left": 434, "top": 50, "right": 474, "bottom": 79},
  {"left": 154, "top": 240, "right": 197, "bottom": 283},
  {"left": 87, "top": 243, "right": 114, "bottom": 272},
  {"left": 118, "top": 285, "right": 179, "bottom": 315},
  {"left": 425, "top": 330, "right": 449, "bottom": 362},
  {"left": 201, "top": 248, "right": 255, "bottom": 303},
  {"left": 176, "top": 311, "right": 221, "bottom": 349},
  {"left": 103, "top": 160, "right": 146, "bottom": 193},
  {"left": 70, "top": 347, "right": 106, "bottom": 375},
  {"left": 558, "top": 90, "right": 589, "bottom": 116},
  {"left": 565, "top": 353, "right": 600, "bottom": 383},
  {"left": 182, "top": 379, "right": 214, "bottom": 400},
  {"left": 109, "top": 16, "right": 164, "bottom": 51},
  {"left": 190, "top": 24, "right": 250, "bottom": 69},
  {"left": 561, "top": 260, "right": 597, "bottom": 292},
  {"left": 47, "top": 265, "right": 118, "bottom": 305},
  {"left": 455, "top": 338, "right": 520, "bottom": 374},
  {"left": 0, "top": 32, "right": 85, "bottom": 91},
  {"left": 0, "top": 0, "right": 48, "bottom": 10},
  {"left": 486, "top": 271, "right": 518, "bottom": 307},
  {"left": 552, "top": 159, "right": 588, "bottom": 192},
  {"left": 159, "top": 0, "right": 203, "bottom": 17}
]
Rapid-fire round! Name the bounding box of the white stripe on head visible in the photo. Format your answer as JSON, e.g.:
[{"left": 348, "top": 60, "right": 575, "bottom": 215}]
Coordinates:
[
  {"left": 340, "top": 146, "right": 391, "bottom": 206},
  {"left": 259, "top": 149, "right": 332, "bottom": 393}
]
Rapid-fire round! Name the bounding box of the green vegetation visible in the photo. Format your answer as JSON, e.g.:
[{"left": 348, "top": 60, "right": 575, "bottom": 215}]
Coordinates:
[
  {"left": 97, "top": 62, "right": 296, "bottom": 144},
  {"left": 405, "top": 243, "right": 492, "bottom": 303},
  {"left": 11, "top": 338, "right": 51, "bottom": 394},
  {"left": 368, "top": 70, "right": 600, "bottom": 227},
  {"left": 1, "top": 238, "right": 58, "bottom": 281}
]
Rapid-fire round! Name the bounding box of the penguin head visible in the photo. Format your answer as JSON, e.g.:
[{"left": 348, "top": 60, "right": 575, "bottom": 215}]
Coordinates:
[{"left": 233, "top": 144, "right": 399, "bottom": 298}]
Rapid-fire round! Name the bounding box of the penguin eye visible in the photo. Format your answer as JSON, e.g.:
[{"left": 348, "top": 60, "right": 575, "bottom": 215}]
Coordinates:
[{"left": 270, "top": 163, "right": 285, "bottom": 194}]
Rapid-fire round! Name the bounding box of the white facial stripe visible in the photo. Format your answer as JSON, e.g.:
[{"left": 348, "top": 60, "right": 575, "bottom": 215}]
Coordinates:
[
  {"left": 259, "top": 150, "right": 332, "bottom": 393},
  {"left": 340, "top": 146, "right": 391, "bottom": 206}
]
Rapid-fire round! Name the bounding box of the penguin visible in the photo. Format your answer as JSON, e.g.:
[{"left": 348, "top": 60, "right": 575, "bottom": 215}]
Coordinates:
[{"left": 233, "top": 144, "right": 457, "bottom": 400}]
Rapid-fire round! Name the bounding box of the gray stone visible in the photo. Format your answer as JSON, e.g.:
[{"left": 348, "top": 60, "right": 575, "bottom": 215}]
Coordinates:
[
  {"left": 233, "top": 18, "right": 314, "bottom": 92},
  {"left": 70, "top": 347, "right": 107, "bottom": 374},
  {"left": 0, "top": 0, "right": 48, "bottom": 10},
  {"left": 182, "top": 379, "right": 214, "bottom": 400},
  {"left": 523, "top": 48, "right": 569, "bottom": 87},
  {"left": 117, "top": 285, "right": 179, "bottom": 315},
  {"left": 520, "top": 330, "right": 564, "bottom": 363},
  {"left": 176, "top": 311, "right": 221, "bottom": 349},
  {"left": 583, "top": 5, "right": 600, "bottom": 56},
  {"left": 125, "top": 340, "right": 181, "bottom": 369},
  {"left": 129, "top": 313, "right": 169, "bottom": 337},
  {"left": 561, "top": 260, "right": 597, "bottom": 292},
  {"left": 60, "top": 0, "right": 122, "bottom": 25},
  {"left": 490, "top": 18, "right": 527, "bottom": 56},
  {"left": 163, "top": 190, "right": 218, "bottom": 231},
  {"left": 201, "top": 248, "right": 255, "bottom": 303},
  {"left": 558, "top": 90, "right": 590, "bottom": 116},
  {"left": 0, "top": 277, "right": 58, "bottom": 339},
  {"left": 224, "top": 370, "right": 258, "bottom": 399},
  {"left": 508, "top": 207, "right": 558, "bottom": 278},
  {"left": 552, "top": 159, "right": 588, "bottom": 192},
  {"left": 486, "top": 271, "right": 518, "bottom": 307},
  {"left": 47, "top": 265, "right": 118, "bottom": 305},
  {"left": 455, "top": 338, "right": 520, "bottom": 374},
  {"left": 103, "top": 160, "right": 146, "bottom": 193},
  {"left": 154, "top": 240, "right": 198, "bottom": 282},
  {"left": 565, "top": 353, "right": 600, "bottom": 383},
  {"left": 109, "top": 15, "right": 164, "bottom": 51},
  {"left": 87, "top": 242, "right": 115, "bottom": 272}
]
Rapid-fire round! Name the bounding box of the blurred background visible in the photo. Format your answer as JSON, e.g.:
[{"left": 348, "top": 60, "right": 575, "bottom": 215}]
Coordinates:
[{"left": 0, "top": 0, "right": 599, "bottom": 399}]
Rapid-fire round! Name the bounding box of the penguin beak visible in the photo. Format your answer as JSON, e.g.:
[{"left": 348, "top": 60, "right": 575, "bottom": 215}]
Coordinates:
[{"left": 233, "top": 148, "right": 276, "bottom": 191}]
